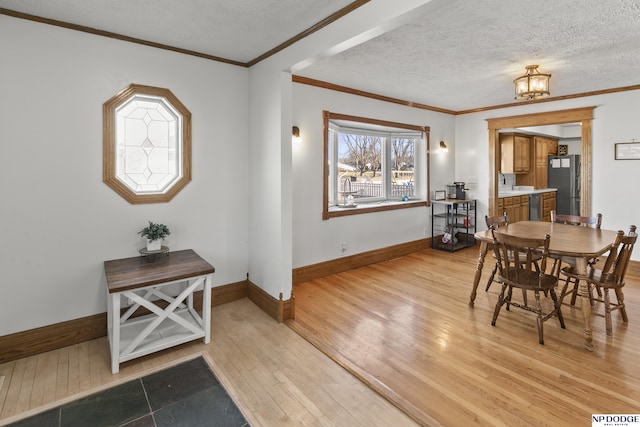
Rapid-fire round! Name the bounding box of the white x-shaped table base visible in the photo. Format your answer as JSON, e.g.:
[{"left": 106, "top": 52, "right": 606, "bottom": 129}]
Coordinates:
[{"left": 108, "top": 274, "right": 212, "bottom": 374}]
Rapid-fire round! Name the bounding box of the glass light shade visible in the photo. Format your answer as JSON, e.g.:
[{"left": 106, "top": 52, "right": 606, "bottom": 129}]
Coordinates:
[{"left": 514, "top": 65, "right": 551, "bottom": 100}]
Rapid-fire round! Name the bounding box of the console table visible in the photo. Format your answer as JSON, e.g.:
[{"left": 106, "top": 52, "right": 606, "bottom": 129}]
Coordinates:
[{"left": 104, "top": 249, "right": 215, "bottom": 374}]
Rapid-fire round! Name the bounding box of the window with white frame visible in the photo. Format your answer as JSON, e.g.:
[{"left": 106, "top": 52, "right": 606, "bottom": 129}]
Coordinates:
[{"left": 323, "top": 111, "right": 429, "bottom": 220}]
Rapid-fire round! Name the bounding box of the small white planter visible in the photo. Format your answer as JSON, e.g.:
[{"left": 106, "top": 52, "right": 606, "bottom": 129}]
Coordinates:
[{"left": 146, "top": 239, "right": 162, "bottom": 251}]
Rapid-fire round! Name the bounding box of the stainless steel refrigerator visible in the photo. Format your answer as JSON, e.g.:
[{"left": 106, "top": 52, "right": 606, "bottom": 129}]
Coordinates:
[{"left": 548, "top": 154, "right": 580, "bottom": 216}]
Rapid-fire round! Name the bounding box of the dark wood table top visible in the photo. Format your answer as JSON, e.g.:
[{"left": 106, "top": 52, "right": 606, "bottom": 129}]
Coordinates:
[
  {"left": 474, "top": 221, "right": 620, "bottom": 258},
  {"left": 104, "top": 249, "right": 215, "bottom": 293}
]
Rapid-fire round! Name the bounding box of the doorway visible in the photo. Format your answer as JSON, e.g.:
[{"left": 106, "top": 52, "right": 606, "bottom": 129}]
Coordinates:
[{"left": 487, "top": 107, "right": 595, "bottom": 217}]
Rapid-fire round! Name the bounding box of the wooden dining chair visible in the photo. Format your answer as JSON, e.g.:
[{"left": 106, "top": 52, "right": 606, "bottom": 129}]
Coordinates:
[
  {"left": 549, "top": 211, "right": 603, "bottom": 278},
  {"left": 485, "top": 213, "right": 541, "bottom": 309},
  {"left": 551, "top": 211, "right": 602, "bottom": 228},
  {"left": 490, "top": 229, "right": 565, "bottom": 344},
  {"left": 484, "top": 212, "right": 509, "bottom": 292},
  {"left": 560, "top": 226, "right": 637, "bottom": 336}
]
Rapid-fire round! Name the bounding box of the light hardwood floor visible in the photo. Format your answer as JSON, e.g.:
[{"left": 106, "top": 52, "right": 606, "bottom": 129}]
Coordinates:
[
  {"left": 289, "top": 246, "right": 640, "bottom": 426},
  {"left": 0, "top": 298, "right": 416, "bottom": 427},
  {"left": 2, "top": 246, "right": 639, "bottom": 426}
]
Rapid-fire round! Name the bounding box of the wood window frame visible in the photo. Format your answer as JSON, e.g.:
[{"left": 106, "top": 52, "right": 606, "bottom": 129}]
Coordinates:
[{"left": 103, "top": 83, "right": 192, "bottom": 204}]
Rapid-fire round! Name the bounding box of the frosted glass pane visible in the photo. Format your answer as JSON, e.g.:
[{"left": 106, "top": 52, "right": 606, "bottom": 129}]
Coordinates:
[{"left": 115, "top": 94, "right": 182, "bottom": 194}]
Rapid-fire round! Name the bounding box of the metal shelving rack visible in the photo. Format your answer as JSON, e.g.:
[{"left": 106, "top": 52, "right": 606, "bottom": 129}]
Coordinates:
[{"left": 431, "top": 199, "right": 476, "bottom": 252}]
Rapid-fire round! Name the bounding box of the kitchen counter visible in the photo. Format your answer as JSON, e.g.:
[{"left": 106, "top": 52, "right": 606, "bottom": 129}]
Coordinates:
[{"left": 499, "top": 187, "right": 557, "bottom": 197}]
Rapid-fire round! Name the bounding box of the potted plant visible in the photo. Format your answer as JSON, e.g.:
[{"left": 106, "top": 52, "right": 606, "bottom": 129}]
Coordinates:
[{"left": 138, "top": 221, "right": 170, "bottom": 251}]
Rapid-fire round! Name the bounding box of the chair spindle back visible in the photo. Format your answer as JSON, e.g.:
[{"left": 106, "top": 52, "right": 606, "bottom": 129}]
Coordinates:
[{"left": 491, "top": 229, "right": 550, "bottom": 288}]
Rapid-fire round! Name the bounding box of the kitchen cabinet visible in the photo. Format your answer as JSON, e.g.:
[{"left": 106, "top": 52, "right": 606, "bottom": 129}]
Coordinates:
[
  {"left": 500, "top": 133, "right": 530, "bottom": 174},
  {"left": 499, "top": 192, "right": 555, "bottom": 222},
  {"left": 432, "top": 199, "right": 476, "bottom": 251},
  {"left": 542, "top": 191, "right": 557, "bottom": 222},
  {"left": 498, "top": 195, "right": 528, "bottom": 222},
  {"left": 534, "top": 136, "right": 559, "bottom": 189},
  {"left": 518, "top": 195, "right": 529, "bottom": 222},
  {"left": 501, "top": 195, "right": 514, "bottom": 222},
  {"left": 517, "top": 135, "right": 559, "bottom": 189},
  {"left": 546, "top": 138, "right": 558, "bottom": 155}
]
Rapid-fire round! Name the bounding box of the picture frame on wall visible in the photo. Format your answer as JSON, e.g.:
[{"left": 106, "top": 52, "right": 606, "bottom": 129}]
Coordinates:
[
  {"left": 558, "top": 144, "right": 568, "bottom": 156},
  {"left": 614, "top": 142, "right": 640, "bottom": 160}
]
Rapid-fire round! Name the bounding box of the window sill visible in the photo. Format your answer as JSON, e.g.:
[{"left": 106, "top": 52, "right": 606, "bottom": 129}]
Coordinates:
[{"left": 323, "top": 199, "right": 429, "bottom": 220}]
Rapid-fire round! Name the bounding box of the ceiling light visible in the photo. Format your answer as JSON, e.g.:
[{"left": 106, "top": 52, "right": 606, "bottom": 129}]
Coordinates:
[{"left": 514, "top": 65, "right": 551, "bottom": 100}]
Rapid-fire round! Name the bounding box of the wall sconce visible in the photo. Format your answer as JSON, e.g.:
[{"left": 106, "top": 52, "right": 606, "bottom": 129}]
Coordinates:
[
  {"left": 439, "top": 141, "right": 448, "bottom": 153},
  {"left": 292, "top": 126, "right": 301, "bottom": 144}
]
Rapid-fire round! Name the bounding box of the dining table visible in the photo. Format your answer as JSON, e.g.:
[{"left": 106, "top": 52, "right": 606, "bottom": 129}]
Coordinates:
[{"left": 470, "top": 221, "right": 620, "bottom": 351}]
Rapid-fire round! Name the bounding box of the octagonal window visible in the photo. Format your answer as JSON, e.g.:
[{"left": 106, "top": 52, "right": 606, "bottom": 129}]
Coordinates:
[{"left": 103, "top": 84, "right": 191, "bottom": 204}]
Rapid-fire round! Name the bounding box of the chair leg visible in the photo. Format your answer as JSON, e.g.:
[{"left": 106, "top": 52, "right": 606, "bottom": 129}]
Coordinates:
[
  {"left": 491, "top": 284, "right": 508, "bottom": 326},
  {"left": 558, "top": 275, "right": 580, "bottom": 306},
  {"left": 559, "top": 276, "right": 570, "bottom": 305},
  {"left": 571, "top": 281, "right": 596, "bottom": 306},
  {"left": 549, "top": 288, "right": 565, "bottom": 329},
  {"left": 569, "top": 277, "right": 581, "bottom": 306},
  {"left": 595, "top": 284, "right": 603, "bottom": 297},
  {"left": 534, "top": 262, "right": 549, "bottom": 298},
  {"left": 534, "top": 291, "right": 544, "bottom": 345},
  {"left": 614, "top": 287, "right": 628, "bottom": 322},
  {"left": 550, "top": 258, "right": 560, "bottom": 277},
  {"left": 485, "top": 262, "right": 498, "bottom": 292},
  {"left": 505, "top": 286, "right": 514, "bottom": 311},
  {"left": 603, "top": 288, "right": 613, "bottom": 337}
]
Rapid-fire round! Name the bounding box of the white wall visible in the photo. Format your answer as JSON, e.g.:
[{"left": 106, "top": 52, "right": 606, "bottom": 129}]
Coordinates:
[
  {"left": 0, "top": 16, "right": 250, "bottom": 335},
  {"left": 291, "top": 83, "right": 455, "bottom": 268},
  {"left": 247, "top": 67, "right": 293, "bottom": 300},
  {"left": 249, "top": 0, "right": 440, "bottom": 300},
  {"left": 455, "top": 90, "right": 640, "bottom": 260}
]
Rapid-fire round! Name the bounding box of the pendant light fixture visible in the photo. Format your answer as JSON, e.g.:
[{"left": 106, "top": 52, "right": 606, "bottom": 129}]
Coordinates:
[{"left": 514, "top": 65, "right": 551, "bottom": 100}]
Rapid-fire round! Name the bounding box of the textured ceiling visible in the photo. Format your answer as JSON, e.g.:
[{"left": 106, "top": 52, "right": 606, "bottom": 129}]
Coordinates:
[
  {"left": 297, "top": 0, "right": 640, "bottom": 111},
  {"left": 2, "top": 0, "right": 640, "bottom": 111},
  {"left": 0, "top": 0, "right": 354, "bottom": 63}
]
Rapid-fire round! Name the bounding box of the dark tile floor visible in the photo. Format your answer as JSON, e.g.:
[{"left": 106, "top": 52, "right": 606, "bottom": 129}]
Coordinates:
[{"left": 7, "top": 357, "right": 249, "bottom": 427}]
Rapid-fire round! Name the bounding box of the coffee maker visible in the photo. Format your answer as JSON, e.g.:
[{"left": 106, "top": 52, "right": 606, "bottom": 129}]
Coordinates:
[{"left": 446, "top": 182, "right": 466, "bottom": 199}]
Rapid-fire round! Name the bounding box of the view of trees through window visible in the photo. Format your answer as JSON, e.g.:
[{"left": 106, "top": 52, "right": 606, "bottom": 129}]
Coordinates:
[
  {"left": 322, "top": 111, "right": 429, "bottom": 219},
  {"left": 333, "top": 131, "right": 419, "bottom": 205},
  {"left": 330, "top": 126, "right": 420, "bottom": 206}
]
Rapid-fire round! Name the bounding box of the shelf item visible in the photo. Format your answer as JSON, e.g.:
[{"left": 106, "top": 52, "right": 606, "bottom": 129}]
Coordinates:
[
  {"left": 432, "top": 199, "right": 476, "bottom": 252},
  {"left": 104, "top": 249, "right": 215, "bottom": 374}
]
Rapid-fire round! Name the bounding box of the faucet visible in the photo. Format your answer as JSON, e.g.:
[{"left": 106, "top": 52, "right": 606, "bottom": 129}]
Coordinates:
[{"left": 498, "top": 172, "right": 506, "bottom": 185}]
